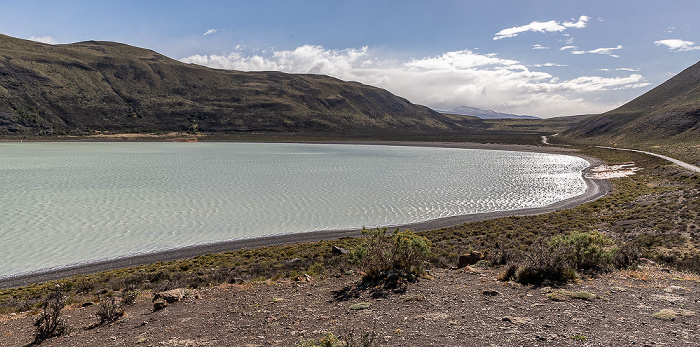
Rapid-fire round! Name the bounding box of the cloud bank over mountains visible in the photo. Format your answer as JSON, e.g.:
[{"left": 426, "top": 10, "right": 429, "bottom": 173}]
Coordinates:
[{"left": 182, "top": 45, "right": 648, "bottom": 118}]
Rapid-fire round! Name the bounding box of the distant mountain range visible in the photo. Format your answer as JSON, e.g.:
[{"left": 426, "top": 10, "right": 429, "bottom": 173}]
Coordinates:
[
  {"left": 0, "top": 34, "right": 475, "bottom": 136},
  {"left": 564, "top": 60, "right": 700, "bottom": 146},
  {"left": 439, "top": 106, "right": 539, "bottom": 120}
]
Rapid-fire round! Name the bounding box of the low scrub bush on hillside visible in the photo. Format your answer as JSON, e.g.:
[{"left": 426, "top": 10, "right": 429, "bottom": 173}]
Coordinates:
[
  {"left": 351, "top": 227, "right": 431, "bottom": 285},
  {"left": 549, "top": 231, "right": 618, "bottom": 272},
  {"left": 502, "top": 231, "right": 635, "bottom": 286},
  {"left": 33, "top": 286, "right": 70, "bottom": 343},
  {"left": 506, "top": 239, "right": 579, "bottom": 285}
]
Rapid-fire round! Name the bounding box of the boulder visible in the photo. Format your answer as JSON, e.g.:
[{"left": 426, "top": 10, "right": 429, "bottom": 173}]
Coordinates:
[
  {"left": 332, "top": 245, "right": 349, "bottom": 255},
  {"left": 153, "top": 299, "right": 167, "bottom": 311},
  {"left": 154, "top": 288, "right": 186, "bottom": 303},
  {"left": 458, "top": 251, "right": 485, "bottom": 268}
]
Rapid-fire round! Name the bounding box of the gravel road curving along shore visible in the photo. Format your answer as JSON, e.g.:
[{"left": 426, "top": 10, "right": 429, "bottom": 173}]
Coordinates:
[{"left": 0, "top": 142, "right": 611, "bottom": 290}]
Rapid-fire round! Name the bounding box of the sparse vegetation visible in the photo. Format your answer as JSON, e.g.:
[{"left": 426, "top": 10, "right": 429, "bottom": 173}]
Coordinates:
[
  {"left": 350, "top": 227, "right": 431, "bottom": 285},
  {"left": 652, "top": 309, "right": 677, "bottom": 321},
  {"left": 95, "top": 297, "right": 124, "bottom": 325},
  {"left": 33, "top": 286, "right": 70, "bottom": 343}
]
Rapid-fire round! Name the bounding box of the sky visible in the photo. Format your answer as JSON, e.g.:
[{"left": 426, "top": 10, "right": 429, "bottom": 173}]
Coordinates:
[{"left": 2, "top": 0, "right": 699, "bottom": 118}]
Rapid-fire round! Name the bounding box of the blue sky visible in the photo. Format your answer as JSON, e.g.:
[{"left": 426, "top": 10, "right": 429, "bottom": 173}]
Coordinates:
[{"left": 2, "top": 1, "right": 699, "bottom": 117}]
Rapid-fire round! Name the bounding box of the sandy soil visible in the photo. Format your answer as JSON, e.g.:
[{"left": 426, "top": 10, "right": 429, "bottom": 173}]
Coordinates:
[{"left": 0, "top": 142, "right": 610, "bottom": 290}]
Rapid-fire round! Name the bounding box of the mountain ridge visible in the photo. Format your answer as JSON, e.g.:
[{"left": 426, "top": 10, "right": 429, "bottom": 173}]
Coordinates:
[
  {"left": 440, "top": 105, "right": 539, "bottom": 120},
  {"left": 563, "top": 60, "right": 700, "bottom": 145},
  {"left": 0, "top": 34, "right": 473, "bottom": 136}
]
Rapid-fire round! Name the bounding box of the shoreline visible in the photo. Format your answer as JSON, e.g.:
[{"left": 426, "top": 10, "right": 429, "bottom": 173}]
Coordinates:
[{"left": 0, "top": 141, "right": 611, "bottom": 290}]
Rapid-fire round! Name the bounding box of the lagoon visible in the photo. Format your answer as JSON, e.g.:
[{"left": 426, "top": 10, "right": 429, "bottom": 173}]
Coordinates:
[{"left": 0, "top": 142, "right": 588, "bottom": 277}]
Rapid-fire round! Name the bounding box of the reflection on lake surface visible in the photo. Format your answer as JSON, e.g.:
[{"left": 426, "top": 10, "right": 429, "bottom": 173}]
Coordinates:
[{"left": 0, "top": 142, "right": 587, "bottom": 277}]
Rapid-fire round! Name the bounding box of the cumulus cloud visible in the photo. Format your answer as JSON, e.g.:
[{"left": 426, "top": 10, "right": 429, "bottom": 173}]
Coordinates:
[
  {"left": 494, "top": 15, "right": 589, "bottom": 40},
  {"left": 28, "top": 35, "right": 58, "bottom": 44},
  {"left": 203, "top": 29, "right": 217, "bottom": 36},
  {"left": 654, "top": 39, "right": 700, "bottom": 51},
  {"left": 181, "top": 45, "right": 647, "bottom": 117}
]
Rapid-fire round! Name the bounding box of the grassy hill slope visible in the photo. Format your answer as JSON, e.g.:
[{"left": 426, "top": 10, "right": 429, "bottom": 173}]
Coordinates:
[
  {"left": 562, "top": 60, "right": 700, "bottom": 159},
  {"left": 0, "top": 34, "right": 472, "bottom": 136}
]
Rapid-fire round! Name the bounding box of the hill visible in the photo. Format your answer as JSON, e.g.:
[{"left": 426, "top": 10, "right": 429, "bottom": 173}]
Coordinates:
[
  {"left": 440, "top": 105, "right": 539, "bottom": 119},
  {"left": 563, "top": 60, "right": 700, "bottom": 147},
  {"left": 0, "top": 34, "right": 472, "bottom": 136}
]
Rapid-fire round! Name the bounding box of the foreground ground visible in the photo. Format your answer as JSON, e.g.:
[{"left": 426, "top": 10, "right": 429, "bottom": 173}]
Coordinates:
[{"left": 1, "top": 263, "right": 698, "bottom": 346}]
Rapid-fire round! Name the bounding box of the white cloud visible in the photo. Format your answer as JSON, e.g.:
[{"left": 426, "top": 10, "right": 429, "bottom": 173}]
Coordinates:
[
  {"left": 494, "top": 15, "right": 589, "bottom": 40},
  {"left": 28, "top": 35, "right": 58, "bottom": 44},
  {"left": 181, "top": 45, "right": 647, "bottom": 117},
  {"left": 533, "top": 63, "right": 567, "bottom": 67},
  {"left": 203, "top": 29, "right": 217, "bottom": 36},
  {"left": 532, "top": 44, "right": 548, "bottom": 50},
  {"left": 563, "top": 16, "right": 589, "bottom": 29},
  {"left": 567, "top": 45, "right": 623, "bottom": 58},
  {"left": 654, "top": 39, "right": 700, "bottom": 51},
  {"left": 616, "top": 67, "right": 640, "bottom": 72}
]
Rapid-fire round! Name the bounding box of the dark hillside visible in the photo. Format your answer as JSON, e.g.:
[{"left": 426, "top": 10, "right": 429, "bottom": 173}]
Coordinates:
[
  {"left": 563, "top": 60, "right": 700, "bottom": 145},
  {"left": 0, "top": 34, "right": 469, "bottom": 136}
]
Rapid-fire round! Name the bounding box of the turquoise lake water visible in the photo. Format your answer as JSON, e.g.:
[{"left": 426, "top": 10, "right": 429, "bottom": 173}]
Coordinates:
[{"left": 0, "top": 142, "right": 588, "bottom": 277}]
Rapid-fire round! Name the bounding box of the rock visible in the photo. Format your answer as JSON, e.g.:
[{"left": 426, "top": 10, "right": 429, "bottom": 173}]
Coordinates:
[
  {"left": 663, "top": 285, "right": 685, "bottom": 293},
  {"left": 294, "top": 274, "right": 312, "bottom": 282},
  {"left": 638, "top": 258, "right": 657, "bottom": 266},
  {"left": 332, "top": 245, "right": 349, "bottom": 255},
  {"left": 458, "top": 251, "right": 485, "bottom": 268},
  {"left": 153, "top": 299, "right": 168, "bottom": 311},
  {"left": 154, "top": 288, "right": 187, "bottom": 303},
  {"left": 502, "top": 316, "right": 533, "bottom": 324},
  {"left": 349, "top": 302, "right": 371, "bottom": 310},
  {"left": 483, "top": 290, "right": 500, "bottom": 296},
  {"left": 81, "top": 302, "right": 94, "bottom": 308}
]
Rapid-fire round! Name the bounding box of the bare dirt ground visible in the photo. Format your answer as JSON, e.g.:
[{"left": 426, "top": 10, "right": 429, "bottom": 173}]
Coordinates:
[{"left": 2, "top": 261, "right": 698, "bottom": 347}]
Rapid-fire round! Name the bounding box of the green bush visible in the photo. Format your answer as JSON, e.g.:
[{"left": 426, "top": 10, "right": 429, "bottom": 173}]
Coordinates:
[
  {"left": 549, "top": 231, "right": 618, "bottom": 272},
  {"left": 351, "top": 227, "right": 431, "bottom": 284},
  {"left": 510, "top": 240, "right": 578, "bottom": 285},
  {"left": 505, "top": 231, "right": 632, "bottom": 286}
]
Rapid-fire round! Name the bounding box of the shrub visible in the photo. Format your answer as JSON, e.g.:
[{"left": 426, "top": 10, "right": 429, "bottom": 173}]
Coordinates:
[
  {"left": 549, "top": 231, "right": 618, "bottom": 272},
  {"left": 96, "top": 296, "right": 125, "bottom": 324},
  {"left": 510, "top": 240, "right": 578, "bottom": 285},
  {"left": 121, "top": 290, "right": 139, "bottom": 306},
  {"left": 504, "top": 231, "right": 636, "bottom": 286},
  {"left": 294, "top": 324, "right": 379, "bottom": 347},
  {"left": 351, "top": 227, "right": 431, "bottom": 284},
  {"left": 33, "top": 286, "right": 70, "bottom": 343}
]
